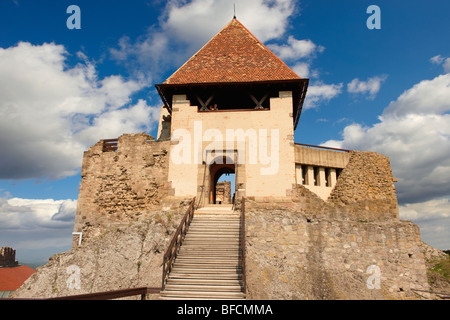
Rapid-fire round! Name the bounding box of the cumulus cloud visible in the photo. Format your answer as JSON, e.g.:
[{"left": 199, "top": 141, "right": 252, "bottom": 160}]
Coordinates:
[
  {"left": 292, "top": 62, "right": 311, "bottom": 78},
  {"left": 267, "top": 37, "right": 324, "bottom": 61},
  {"left": 0, "top": 197, "right": 76, "bottom": 258},
  {"left": 430, "top": 55, "right": 445, "bottom": 65},
  {"left": 268, "top": 36, "right": 324, "bottom": 79},
  {"left": 0, "top": 42, "right": 160, "bottom": 180},
  {"left": 110, "top": 0, "right": 341, "bottom": 111},
  {"left": 110, "top": 0, "right": 297, "bottom": 76},
  {"left": 347, "top": 75, "right": 388, "bottom": 100},
  {"left": 323, "top": 73, "right": 450, "bottom": 249},
  {"left": 325, "top": 74, "right": 450, "bottom": 204},
  {"left": 445, "top": 59, "right": 450, "bottom": 73},
  {"left": 303, "top": 82, "right": 344, "bottom": 110},
  {"left": 399, "top": 198, "right": 450, "bottom": 250},
  {"left": 0, "top": 198, "right": 76, "bottom": 230},
  {"left": 430, "top": 54, "right": 450, "bottom": 73},
  {"left": 383, "top": 74, "right": 450, "bottom": 118}
]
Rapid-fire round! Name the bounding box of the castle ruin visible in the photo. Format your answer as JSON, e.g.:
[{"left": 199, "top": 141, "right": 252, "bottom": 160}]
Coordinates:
[
  {"left": 0, "top": 247, "right": 18, "bottom": 267},
  {"left": 64, "top": 18, "right": 431, "bottom": 299}
]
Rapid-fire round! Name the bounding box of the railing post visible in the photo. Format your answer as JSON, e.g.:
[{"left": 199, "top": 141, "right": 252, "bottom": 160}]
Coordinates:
[{"left": 240, "top": 196, "right": 246, "bottom": 294}]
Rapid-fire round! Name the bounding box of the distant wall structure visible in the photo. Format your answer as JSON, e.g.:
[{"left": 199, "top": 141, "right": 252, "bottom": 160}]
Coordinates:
[
  {"left": 0, "top": 247, "right": 18, "bottom": 267},
  {"left": 216, "top": 181, "right": 232, "bottom": 204}
]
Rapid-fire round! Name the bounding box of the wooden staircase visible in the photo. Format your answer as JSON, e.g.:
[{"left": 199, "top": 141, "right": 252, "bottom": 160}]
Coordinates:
[{"left": 160, "top": 205, "right": 246, "bottom": 300}]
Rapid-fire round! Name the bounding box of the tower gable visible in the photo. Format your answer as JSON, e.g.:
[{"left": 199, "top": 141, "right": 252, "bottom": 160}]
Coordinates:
[{"left": 164, "top": 18, "right": 301, "bottom": 84}]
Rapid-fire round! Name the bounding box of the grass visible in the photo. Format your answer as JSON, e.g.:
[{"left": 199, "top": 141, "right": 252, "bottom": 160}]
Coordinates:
[{"left": 429, "top": 255, "right": 450, "bottom": 280}]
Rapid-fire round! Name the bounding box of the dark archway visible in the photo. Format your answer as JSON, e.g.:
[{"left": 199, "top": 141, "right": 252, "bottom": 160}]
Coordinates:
[{"left": 209, "top": 156, "right": 235, "bottom": 204}]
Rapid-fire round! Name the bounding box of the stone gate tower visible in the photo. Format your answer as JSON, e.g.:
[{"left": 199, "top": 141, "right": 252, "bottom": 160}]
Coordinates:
[{"left": 155, "top": 18, "right": 309, "bottom": 207}]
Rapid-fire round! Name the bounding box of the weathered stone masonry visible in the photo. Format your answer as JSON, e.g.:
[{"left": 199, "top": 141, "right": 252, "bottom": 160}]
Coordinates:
[
  {"left": 73, "top": 133, "right": 172, "bottom": 245},
  {"left": 0, "top": 247, "right": 18, "bottom": 267},
  {"left": 72, "top": 136, "right": 430, "bottom": 299},
  {"left": 245, "top": 151, "right": 429, "bottom": 299}
]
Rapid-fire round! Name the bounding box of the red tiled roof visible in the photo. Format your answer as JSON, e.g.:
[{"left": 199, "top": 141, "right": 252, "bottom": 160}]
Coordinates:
[
  {"left": 0, "top": 265, "right": 35, "bottom": 291},
  {"left": 164, "top": 18, "right": 301, "bottom": 84}
]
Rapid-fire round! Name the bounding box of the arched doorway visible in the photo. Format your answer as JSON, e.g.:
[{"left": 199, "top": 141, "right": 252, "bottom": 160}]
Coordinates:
[{"left": 209, "top": 156, "right": 235, "bottom": 205}]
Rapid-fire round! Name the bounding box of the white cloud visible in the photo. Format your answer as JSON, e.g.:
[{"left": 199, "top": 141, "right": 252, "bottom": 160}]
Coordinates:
[
  {"left": 0, "top": 198, "right": 76, "bottom": 230},
  {"left": 163, "top": 0, "right": 296, "bottom": 45},
  {"left": 430, "top": 55, "right": 445, "bottom": 65},
  {"left": 292, "top": 62, "right": 310, "bottom": 78},
  {"left": 110, "top": 0, "right": 297, "bottom": 76},
  {"left": 444, "top": 58, "right": 450, "bottom": 73},
  {"left": 430, "top": 54, "right": 450, "bottom": 73},
  {"left": 268, "top": 36, "right": 324, "bottom": 80},
  {"left": 303, "top": 82, "right": 344, "bottom": 110},
  {"left": 0, "top": 197, "right": 76, "bottom": 257},
  {"left": 383, "top": 74, "right": 450, "bottom": 118},
  {"left": 0, "top": 42, "right": 160, "bottom": 180},
  {"left": 323, "top": 74, "right": 450, "bottom": 205},
  {"left": 347, "top": 75, "right": 388, "bottom": 99},
  {"left": 324, "top": 74, "right": 450, "bottom": 249},
  {"left": 399, "top": 198, "right": 450, "bottom": 250},
  {"left": 267, "top": 37, "right": 324, "bottom": 61}
]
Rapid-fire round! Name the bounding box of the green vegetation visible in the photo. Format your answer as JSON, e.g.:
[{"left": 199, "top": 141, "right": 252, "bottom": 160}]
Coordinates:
[{"left": 429, "top": 255, "right": 450, "bottom": 280}]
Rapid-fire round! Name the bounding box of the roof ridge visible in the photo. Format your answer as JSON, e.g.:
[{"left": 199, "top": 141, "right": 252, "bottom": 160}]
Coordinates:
[
  {"left": 163, "top": 18, "right": 301, "bottom": 85},
  {"left": 164, "top": 19, "right": 236, "bottom": 84},
  {"left": 232, "top": 18, "right": 302, "bottom": 80}
]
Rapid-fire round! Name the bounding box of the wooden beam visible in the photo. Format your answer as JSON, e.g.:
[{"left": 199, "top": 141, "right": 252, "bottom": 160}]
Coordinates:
[
  {"left": 249, "top": 92, "right": 268, "bottom": 109},
  {"left": 196, "top": 94, "right": 215, "bottom": 111}
]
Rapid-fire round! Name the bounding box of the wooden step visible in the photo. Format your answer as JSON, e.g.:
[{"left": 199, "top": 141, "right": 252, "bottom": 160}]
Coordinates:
[
  {"left": 160, "top": 290, "right": 245, "bottom": 300},
  {"left": 164, "top": 284, "right": 242, "bottom": 292},
  {"left": 167, "top": 278, "right": 241, "bottom": 285},
  {"left": 160, "top": 207, "right": 245, "bottom": 300},
  {"left": 170, "top": 267, "right": 242, "bottom": 273}
]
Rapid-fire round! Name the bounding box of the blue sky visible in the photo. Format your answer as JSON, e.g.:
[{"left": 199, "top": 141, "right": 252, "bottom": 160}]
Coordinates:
[{"left": 0, "top": 0, "right": 449, "bottom": 264}]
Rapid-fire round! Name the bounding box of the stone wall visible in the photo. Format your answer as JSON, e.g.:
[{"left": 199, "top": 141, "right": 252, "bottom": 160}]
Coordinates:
[
  {"left": 216, "top": 181, "right": 232, "bottom": 204},
  {"left": 0, "top": 247, "right": 18, "bottom": 267},
  {"left": 244, "top": 150, "right": 429, "bottom": 299},
  {"left": 328, "top": 151, "right": 399, "bottom": 220},
  {"left": 73, "top": 133, "right": 172, "bottom": 245},
  {"left": 245, "top": 208, "right": 429, "bottom": 299},
  {"left": 248, "top": 150, "right": 399, "bottom": 222}
]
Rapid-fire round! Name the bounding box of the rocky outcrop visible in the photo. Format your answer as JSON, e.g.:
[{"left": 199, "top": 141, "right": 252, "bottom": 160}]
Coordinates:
[{"left": 11, "top": 206, "right": 188, "bottom": 299}]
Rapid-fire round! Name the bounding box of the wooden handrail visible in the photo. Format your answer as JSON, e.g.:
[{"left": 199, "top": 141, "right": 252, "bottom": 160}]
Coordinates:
[
  {"left": 47, "top": 286, "right": 160, "bottom": 300},
  {"left": 240, "top": 197, "right": 246, "bottom": 294},
  {"left": 162, "top": 197, "right": 196, "bottom": 290},
  {"left": 1, "top": 287, "right": 161, "bottom": 300},
  {"left": 411, "top": 288, "right": 450, "bottom": 300}
]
